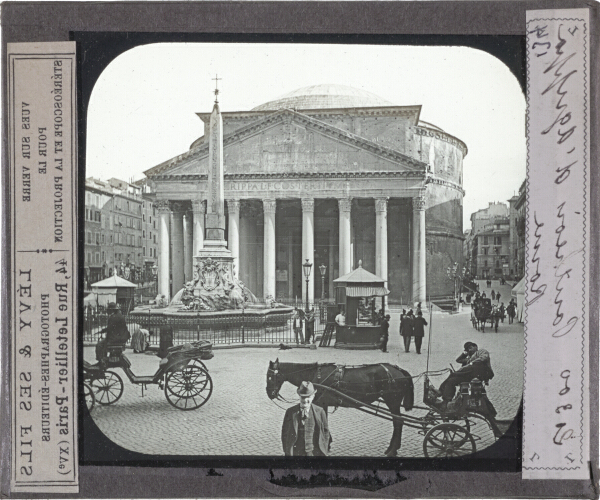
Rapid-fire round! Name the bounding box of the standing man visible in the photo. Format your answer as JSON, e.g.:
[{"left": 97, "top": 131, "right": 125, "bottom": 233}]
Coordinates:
[
  {"left": 95, "top": 302, "right": 130, "bottom": 362},
  {"left": 380, "top": 314, "right": 391, "bottom": 352},
  {"left": 305, "top": 308, "right": 315, "bottom": 344},
  {"left": 281, "top": 382, "right": 332, "bottom": 456},
  {"left": 400, "top": 309, "right": 414, "bottom": 353},
  {"left": 293, "top": 309, "right": 304, "bottom": 344},
  {"left": 496, "top": 292, "right": 501, "bottom": 304},
  {"left": 412, "top": 310, "right": 428, "bottom": 354}
]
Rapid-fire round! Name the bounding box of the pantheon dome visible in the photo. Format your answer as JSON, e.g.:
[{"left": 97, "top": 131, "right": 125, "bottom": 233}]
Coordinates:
[{"left": 251, "top": 84, "right": 394, "bottom": 111}]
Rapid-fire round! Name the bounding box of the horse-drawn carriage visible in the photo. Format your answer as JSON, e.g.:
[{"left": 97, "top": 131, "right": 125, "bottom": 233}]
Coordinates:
[
  {"left": 84, "top": 340, "right": 214, "bottom": 411},
  {"left": 471, "top": 298, "right": 503, "bottom": 332},
  {"left": 266, "top": 360, "right": 502, "bottom": 457}
]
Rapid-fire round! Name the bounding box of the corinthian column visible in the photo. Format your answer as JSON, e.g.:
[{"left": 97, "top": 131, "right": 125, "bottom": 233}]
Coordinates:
[
  {"left": 302, "top": 198, "right": 315, "bottom": 305},
  {"left": 191, "top": 199, "right": 205, "bottom": 255},
  {"left": 412, "top": 195, "right": 427, "bottom": 304},
  {"left": 171, "top": 202, "right": 185, "bottom": 294},
  {"left": 263, "top": 199, "right": 277, "bottom": 300},
  {"left": 183, "top": 209, "right": 194, "bottom": 282},
  {"left": 338, "top": 198, "right": 352, "bottom": 276},
  {"left": 227, "top": 199, "right": 240, "bottom": 278},
  {"left": 375, "top": 197, "right": 389, "bottom": 302},
  {"left": 156, "top": 200, "right": 171, "bottom": 300}
]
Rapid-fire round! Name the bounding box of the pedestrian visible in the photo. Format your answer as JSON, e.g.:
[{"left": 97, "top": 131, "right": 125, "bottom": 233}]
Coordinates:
[
  {"left": 293, "top": 309, "right": 305, "bottom": 344},
  {"left": 499, "top": 303, "right": 505, "bottom": 323},
  {"left": 412, "top": 311, "right": 428, "bottom": 354},
  {"left": 491, "top": 290, "right": 495, "bottom": 301},
  {"left": 507, "top": 302, "right": 516, "bottom": 324},
  {"left": 400, "top": 309, "right": 414, "bottom": 352},
  {"left": 130, "top": 324, "right": 150, "bottom": 353},
  {"left": 380, "top": 314, "right": 391, "bottom": 352},
  {"left": 496, "top": 292, "right": 501, "bottom": 303},
  {"left": 416, "top": 302, "right": 422, "bottom": 316},
  {"left": 305, "top": 308, "right": 315, "bottom": 344},
  {"left": 281, "top": 381, "right": 332, "bottom": 456},
  {"left": 95, "top": 302, "right": 130, "bottom": 363}
]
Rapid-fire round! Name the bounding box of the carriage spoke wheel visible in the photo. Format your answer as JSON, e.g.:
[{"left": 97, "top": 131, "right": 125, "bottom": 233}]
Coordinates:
[
  {"left": 165, "top": 365, "right": 213, "bottom": 410},
  {"left": 90, "top": 370, "right": 124, "bottom": 405},
  {"left": 84, "top": 382, "right": 96, "bottom": 412},
  {"left": 423, "top": 423, "right": 476, "bottom": 458}
]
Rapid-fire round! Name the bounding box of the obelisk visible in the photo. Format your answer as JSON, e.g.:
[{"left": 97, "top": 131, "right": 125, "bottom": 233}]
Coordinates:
[{"left": 204, "top": 77, "right": 227, "bottom": 249}]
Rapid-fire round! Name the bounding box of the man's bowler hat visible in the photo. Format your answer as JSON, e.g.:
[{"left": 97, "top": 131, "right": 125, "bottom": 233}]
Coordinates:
[
  {"left": 107, "top": 302, "right": 120, "bottom": 311},
  {"left": 297, "top": 381, "right": 316, "bottom": 397}
]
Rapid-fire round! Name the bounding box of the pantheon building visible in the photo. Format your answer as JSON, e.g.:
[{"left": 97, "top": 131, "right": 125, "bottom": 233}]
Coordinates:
[{"left": 143, "top": 84, "right": 466, "bottom": 305}]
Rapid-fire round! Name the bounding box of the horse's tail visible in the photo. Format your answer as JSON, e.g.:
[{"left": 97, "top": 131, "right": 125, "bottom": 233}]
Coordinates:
[{"left": 394, "top": 366, "right": 414, "bottom": 411}]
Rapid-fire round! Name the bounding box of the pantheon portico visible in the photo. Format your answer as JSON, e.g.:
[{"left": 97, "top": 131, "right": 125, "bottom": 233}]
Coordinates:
[{"left": 144, "top": 84, "right": 466, "bottom": 304}]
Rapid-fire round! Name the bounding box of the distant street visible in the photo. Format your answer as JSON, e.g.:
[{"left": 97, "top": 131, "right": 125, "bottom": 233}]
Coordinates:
[{"left": 84, "top": 283, "right": 523, "bottom": 458}]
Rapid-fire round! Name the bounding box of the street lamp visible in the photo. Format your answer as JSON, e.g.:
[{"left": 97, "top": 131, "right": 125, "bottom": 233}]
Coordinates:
[
  {"left": 302, "top": 259, "right": 313, "bottom": 312},
  {"left": 319, "top": 264, "right": 327, "bottom": 301}
]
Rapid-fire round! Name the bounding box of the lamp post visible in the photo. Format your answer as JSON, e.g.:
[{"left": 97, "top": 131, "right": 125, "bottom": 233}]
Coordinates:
[
  {"left": 319, "top": 264, "right": 327, "bottom": 301},
  {"left": 303, "top": 259, "right": 313, "bottom": 312},
  {"left": 446, "top": 262, "right": 466, "bottom": 311}
]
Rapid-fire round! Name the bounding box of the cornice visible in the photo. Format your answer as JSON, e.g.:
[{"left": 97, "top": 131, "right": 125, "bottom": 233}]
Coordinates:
[
  {"left": 426, "top": 229, "right": 466, "bottom": 241},
  {"left": 152, "top": 170, "right": 428, "bottom": 182},
  {"left": 414, "top": 126, "right": 468, "bottom": 156},
  {"left": 425, "top": 175, "right": 465, "bottom": 196}
]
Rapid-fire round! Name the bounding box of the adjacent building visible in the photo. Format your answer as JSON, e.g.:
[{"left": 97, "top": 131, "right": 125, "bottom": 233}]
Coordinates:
[
  {"left": 465, "top": 182, "right": 526, "bottom": 280},
  {"left": 142, "top": 84, "right": 468, "bottom": 304},
  {"left": 84, "top": 177, "right": 158, "bottom": 288}
]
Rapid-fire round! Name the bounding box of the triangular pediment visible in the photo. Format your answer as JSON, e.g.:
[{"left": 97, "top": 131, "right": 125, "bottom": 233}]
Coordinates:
[{"left": 147, "top": 109, "right": 427, "bottom": 178}]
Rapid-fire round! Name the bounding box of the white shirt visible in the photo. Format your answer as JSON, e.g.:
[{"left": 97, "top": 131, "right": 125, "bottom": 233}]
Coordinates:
[{"left": 335, "top": 313, "right": 345, "bottom": 326}]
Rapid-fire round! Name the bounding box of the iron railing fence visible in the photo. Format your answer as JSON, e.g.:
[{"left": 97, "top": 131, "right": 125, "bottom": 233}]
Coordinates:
[{"left": 82, "top": 301, "right": 330, "bottom": 347}]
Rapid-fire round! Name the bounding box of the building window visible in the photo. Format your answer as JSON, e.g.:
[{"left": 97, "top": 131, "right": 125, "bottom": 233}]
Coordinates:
[
  {"left": 143, "top": 230, "right": 145, "bottom": 238},
  {"left": 143, "top": 247, "right": 146, "bottom": 256},
  {"left": 95, "top": 233, "right": 100, "bottom": 245},
  {"left": 143, "top": 214, "right": 145, "bottom": 222},
  {"left": 154, "top": 234, "right": 156, "bottom": 244},
  {"left": 494, "top": 236, "right": 502, "bottom": 245},
  {"left": 110, "top": 235, "right": 113, "bottom": 244},
  {"left": 484, "top": 260, "right": 488, "bottom": 268},
  {"left": 102, "top": 251, "right": 105, "bottom": 261},
  {"left": 483, "top": 236, "right": 489, "bottom": 245},
  {"left": 101, "top": 234, "right": 105, "bottom": 244},
  {"left": 483, "top": 247, "right": 488, "bottom": 255},
  {"left": 87, "top": 252, "right": 91, "bottom": 263},
  {"left": 87, "top": 231, "right": 92, "bottom": 244},
  {"left": 138, "top": 236, "right": 142, "bottom": 246}
]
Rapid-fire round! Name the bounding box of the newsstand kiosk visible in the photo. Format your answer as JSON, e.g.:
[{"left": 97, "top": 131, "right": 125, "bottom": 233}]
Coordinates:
[{"left": 333, "top": 260, "right": 390, "bottom": 349}]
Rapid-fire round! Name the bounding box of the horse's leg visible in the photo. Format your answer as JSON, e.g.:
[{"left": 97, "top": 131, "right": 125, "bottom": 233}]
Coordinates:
[{"left": 383, "top": 397, "right": 403, "bottom": 457}]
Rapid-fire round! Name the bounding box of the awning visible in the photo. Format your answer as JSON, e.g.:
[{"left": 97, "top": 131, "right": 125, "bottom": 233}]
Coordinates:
[{"left": 346, "top": 285, "right": 390, "bottom": 297}]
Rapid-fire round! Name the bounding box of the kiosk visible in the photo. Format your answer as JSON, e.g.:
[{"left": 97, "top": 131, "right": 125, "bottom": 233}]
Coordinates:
[{"left": 333, "top": 261, "right": 390, "bottom": 349}]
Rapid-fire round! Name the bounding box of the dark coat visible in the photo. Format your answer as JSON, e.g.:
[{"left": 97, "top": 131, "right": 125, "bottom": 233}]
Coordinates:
[
  {"left": 281, "top": 404, "right": 332, "bottom": 456},
  {"left": 400, "top": 315, "right": 414, "bottom": 337},
  {"left": 412, "top": 316, "right": 428, "bottom": 338},
  {"left": 104, "top": 311, "right": 130, "bottom": 344}
]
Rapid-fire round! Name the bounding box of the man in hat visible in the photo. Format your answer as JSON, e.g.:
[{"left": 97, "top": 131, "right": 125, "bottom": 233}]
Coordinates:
[
  {"left": 281, "top": 381, "right": 332, "bottom": 456},
  {"left": 437, "top": 342, "right": 494, "bottom": 403},
  {"left": 95, "top": 302, "right": 131, "bottom": 362},
  {"left": 380, "top": 314, "right": 391, "bottom": 352},
  {"left": 412, "top": 311, "right": 428, "bottom": 354},
  {"left": 400, "top": 309, "right": 414, "bottom": 352}
]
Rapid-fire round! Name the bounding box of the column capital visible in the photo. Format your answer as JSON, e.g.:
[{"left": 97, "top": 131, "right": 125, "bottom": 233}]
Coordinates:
[
  {"left": 263, "top": 199, "right": 277, "bottom": 214},
  {"left": 227, "top": 199, "right": 241, "bottom": 215},
  {"left": 338, "top": 198, "right": 352, "bottom": 213},
  {"left": 413, "top": 195, "right": 426, "bottom": 211},
  {"left": 191, "top": 199, "right": 206, "bottom": 214},
  {"left": 301, "top": 198, "right": 314, "bottom": 212},
  {"left": 375, "top": 197, "right": 389, "bottom": 213},
  {"left": 170, "top": 201, "right": 186, "bottom": 214},
  {"left": 155, "top": 199, "right": 171, "bottom": 213}
]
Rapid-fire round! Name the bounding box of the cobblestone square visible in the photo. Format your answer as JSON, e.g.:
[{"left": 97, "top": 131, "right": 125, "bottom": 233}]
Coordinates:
[{"left": 84, "top": 281, "right": 523, "bottom": 459}]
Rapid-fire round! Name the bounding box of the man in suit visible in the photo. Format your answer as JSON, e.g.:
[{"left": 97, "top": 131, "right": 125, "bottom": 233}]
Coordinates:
[
  {"left": 412, "top": 310, "right": 428, "bottom": 354},
  {"left": 95, "top": 302, "right": 130, "bottom": 362},
  {"left": 281, "top": 381, "right": 332, "bottom": 456},
  {"left": 400, "top": 309, "right": 414, "bottom": 352},
  {"left": 304, "top": 308, "right": 315, "bottom": 344},
  {"left": 380, "top": 314, "right": 391, "bottom": 352}
]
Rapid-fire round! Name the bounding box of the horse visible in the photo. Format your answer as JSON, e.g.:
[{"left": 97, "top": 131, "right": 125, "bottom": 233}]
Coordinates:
[
  {"left": 266, "top": 359, "right": 414, "bottom": 457},
  {"left": 472, "top": 299, "right": 493, "bottom": 332}
]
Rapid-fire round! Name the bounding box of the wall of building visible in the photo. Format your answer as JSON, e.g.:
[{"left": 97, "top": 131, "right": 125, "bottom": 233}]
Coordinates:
[{"left": 387, "top": 199, "right": 411, "bottom": 304}]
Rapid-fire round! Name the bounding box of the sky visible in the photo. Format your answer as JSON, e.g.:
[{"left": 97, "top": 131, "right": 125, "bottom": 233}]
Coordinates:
[{"left": 86, "top": 43, "right": 526, "bottom": 229}]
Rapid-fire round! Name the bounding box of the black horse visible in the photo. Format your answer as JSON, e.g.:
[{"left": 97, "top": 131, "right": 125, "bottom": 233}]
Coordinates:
[{"left": 266, "top": 359, "right": 414, "bottom": 457}]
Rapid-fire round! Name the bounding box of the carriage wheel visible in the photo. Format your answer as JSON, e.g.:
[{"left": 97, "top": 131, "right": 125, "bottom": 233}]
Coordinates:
[
  {"left": 84, "top": 382, "right": 96, "bottom": 412},
  {"left": 90, "top": 370, "right": 124, "bottom": 405},
  {"left": 165, "top": 364, "right": 213, "bottom": 410},
  {"left": 423, "top": 423, "right": 476, "bottom": 458},
  {"left": 187, "top": 358, "right": 208, "bottom": 372}
]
